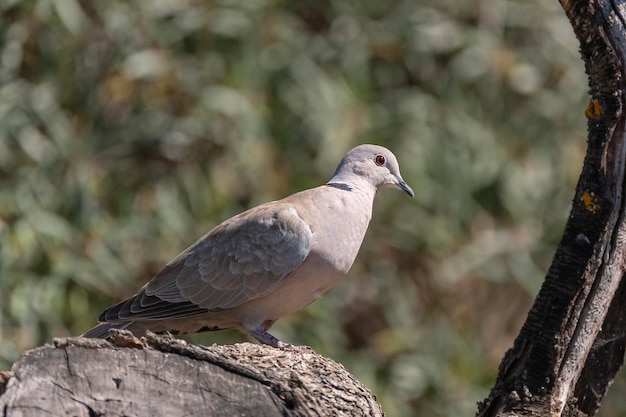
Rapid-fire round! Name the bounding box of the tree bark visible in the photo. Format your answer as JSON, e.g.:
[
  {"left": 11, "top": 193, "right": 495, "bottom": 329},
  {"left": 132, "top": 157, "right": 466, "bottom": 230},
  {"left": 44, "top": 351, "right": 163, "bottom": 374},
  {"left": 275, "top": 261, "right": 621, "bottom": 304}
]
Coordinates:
[
  {"left": 0, "top": 330, "right": 384, "bottom": 417},
  {"left": 477, "top": 0, "right": 626, "bottom": 416}
]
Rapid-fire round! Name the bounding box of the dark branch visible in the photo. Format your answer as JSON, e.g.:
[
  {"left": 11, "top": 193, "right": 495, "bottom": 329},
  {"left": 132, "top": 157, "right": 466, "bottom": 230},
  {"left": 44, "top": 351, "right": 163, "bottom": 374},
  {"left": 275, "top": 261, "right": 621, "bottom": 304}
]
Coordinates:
[{"left": 478, "top": 0, "right": 626, "bottom": 415}]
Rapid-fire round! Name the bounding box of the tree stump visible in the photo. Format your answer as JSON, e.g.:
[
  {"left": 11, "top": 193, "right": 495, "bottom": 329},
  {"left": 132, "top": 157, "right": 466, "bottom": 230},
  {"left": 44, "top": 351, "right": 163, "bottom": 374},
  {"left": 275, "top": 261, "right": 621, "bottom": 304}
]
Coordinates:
[{"left": 0, "top": 330, "right": 384, "bottom": 417}]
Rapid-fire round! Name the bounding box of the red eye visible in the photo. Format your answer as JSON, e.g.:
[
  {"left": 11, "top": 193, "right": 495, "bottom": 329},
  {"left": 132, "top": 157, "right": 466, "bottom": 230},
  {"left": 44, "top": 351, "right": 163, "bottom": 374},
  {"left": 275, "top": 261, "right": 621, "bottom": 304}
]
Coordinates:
[{"left": 375, "top": 154, "right": 386, "bottom": 166}]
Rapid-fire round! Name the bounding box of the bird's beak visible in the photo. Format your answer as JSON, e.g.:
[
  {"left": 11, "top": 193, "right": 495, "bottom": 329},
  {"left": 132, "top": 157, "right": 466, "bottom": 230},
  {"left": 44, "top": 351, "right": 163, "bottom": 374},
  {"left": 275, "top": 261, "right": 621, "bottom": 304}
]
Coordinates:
[{"left": 396, "top": 177, "right": 414, "bottom": 198}]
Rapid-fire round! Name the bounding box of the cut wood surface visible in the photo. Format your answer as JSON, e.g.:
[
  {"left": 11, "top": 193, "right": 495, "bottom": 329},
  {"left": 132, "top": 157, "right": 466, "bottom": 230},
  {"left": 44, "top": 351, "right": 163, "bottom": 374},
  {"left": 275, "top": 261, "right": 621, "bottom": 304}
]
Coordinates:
[{"left": 0, "top": 330, "right": 384, "bottom": 417}]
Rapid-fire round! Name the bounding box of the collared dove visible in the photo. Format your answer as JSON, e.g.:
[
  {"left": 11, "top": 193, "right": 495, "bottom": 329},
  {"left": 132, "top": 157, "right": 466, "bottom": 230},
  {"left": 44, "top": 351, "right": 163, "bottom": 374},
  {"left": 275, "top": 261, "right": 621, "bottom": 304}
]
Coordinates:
[{"left": 83, "top": 144, "right": 414, "bottom": 347}]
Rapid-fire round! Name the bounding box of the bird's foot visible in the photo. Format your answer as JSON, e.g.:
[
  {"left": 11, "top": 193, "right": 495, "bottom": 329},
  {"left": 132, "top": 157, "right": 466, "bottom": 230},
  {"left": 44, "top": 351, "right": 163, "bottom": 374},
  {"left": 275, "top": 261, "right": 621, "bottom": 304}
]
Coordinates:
[{"left": 248, "top": 328, "right": 309, "bottom": 350}]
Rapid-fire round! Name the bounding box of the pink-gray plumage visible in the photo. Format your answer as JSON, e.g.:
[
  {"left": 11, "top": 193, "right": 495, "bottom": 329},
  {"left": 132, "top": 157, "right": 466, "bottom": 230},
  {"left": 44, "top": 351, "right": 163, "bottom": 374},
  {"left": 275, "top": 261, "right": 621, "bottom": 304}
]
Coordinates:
[{"left": 82, "top": 144, "right": 414, "bottom": 347}]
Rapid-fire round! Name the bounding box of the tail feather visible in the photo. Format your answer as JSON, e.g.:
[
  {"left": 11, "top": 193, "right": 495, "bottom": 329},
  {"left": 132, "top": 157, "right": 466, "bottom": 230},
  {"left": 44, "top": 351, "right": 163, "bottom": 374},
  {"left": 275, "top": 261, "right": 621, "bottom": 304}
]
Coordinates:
[{"left": 82, "top": 322, "right": 132, "bottom": 339}]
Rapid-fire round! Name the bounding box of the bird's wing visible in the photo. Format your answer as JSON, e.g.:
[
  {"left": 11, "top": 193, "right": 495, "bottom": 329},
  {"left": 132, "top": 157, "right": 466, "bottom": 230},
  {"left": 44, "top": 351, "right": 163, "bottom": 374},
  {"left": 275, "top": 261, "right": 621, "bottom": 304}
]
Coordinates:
[{"left": 100, "top": 202, "right": 312, "bottom": 322}]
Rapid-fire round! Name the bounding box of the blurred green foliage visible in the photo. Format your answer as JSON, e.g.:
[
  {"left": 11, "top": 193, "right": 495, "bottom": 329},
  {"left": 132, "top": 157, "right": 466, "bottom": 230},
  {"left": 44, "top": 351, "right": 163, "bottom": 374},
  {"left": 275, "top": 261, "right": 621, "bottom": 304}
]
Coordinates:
[{"left": 2, "top": 0, "right": 623, "bottom": 416}]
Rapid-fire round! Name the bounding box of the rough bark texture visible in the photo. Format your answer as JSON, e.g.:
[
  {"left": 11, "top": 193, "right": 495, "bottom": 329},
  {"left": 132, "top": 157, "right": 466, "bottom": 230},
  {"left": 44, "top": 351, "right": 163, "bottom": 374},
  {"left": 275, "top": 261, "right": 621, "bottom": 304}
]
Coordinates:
[
  {"left": 0, "top": 330, "right": 384, "bottom": 417},
  {"left": 477, "top": 0, "right": 626, "bottom": 416}
]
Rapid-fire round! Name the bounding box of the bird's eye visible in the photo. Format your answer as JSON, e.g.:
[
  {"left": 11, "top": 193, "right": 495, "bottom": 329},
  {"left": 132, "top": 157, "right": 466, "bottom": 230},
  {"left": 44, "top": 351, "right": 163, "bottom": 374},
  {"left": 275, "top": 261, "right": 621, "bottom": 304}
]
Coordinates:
[{"left": 374, "top": 154, "right": 386, "bottom": 166}]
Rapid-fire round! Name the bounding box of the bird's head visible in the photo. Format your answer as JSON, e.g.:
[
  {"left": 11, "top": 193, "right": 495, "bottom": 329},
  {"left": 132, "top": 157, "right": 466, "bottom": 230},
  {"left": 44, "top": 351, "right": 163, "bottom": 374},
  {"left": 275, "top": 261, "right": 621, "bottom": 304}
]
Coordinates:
[{"left": 328, "top": 144, "right": 414, "bottom": 198}]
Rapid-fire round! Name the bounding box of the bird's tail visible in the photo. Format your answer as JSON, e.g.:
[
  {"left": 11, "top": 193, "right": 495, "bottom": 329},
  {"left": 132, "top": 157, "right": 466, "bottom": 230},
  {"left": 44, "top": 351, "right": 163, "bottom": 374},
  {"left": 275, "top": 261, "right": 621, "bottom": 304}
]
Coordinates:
[{"left": 82, "top": 321, "right": 132, "bottom": 339}]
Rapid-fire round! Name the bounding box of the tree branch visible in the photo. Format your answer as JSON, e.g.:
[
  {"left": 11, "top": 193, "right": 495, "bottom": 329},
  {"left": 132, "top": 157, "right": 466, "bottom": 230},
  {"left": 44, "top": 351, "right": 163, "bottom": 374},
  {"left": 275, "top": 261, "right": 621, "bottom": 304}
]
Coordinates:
[{"left": 478, "top": 0, "right": 626, "bottom": 415}]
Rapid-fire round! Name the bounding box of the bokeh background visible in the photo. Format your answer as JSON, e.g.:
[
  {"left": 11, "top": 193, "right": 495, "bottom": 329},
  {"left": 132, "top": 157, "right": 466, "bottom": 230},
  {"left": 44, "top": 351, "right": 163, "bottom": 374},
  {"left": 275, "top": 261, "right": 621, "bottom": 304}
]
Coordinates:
[{"left": 3, "top": 0, "right": 624, "bottom": 416}]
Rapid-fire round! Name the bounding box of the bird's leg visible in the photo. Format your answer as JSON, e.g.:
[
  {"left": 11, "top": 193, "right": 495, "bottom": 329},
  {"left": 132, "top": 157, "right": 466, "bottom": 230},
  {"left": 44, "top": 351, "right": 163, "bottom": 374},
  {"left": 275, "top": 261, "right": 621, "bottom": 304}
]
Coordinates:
[
  {"left": 248, "top": 327, "right": 304, "bottom": 349},
  {"left": 248, "top": 327, "right": 289, "bottom": 347}
]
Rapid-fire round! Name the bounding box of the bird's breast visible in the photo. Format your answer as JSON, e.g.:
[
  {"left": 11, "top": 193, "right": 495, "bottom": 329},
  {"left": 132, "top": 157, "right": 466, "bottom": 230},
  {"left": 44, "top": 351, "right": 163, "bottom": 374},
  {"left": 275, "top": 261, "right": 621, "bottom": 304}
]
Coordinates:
[{"left": 307, "top": 189, "right": 374, "bottom": 275}]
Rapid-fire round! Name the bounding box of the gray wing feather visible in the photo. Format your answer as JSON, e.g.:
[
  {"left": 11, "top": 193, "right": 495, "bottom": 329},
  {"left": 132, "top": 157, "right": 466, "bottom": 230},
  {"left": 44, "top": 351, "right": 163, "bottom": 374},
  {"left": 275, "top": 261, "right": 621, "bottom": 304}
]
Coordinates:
[{"left": 135, "top": 203, "right": 311, "bottom": 314}]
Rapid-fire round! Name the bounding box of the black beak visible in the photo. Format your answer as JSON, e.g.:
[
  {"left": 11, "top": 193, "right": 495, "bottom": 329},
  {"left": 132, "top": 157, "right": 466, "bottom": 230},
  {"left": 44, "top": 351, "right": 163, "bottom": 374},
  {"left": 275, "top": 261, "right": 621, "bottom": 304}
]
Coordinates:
[{"left": 397, "top": 178, "right": 414, "bottom": 198}]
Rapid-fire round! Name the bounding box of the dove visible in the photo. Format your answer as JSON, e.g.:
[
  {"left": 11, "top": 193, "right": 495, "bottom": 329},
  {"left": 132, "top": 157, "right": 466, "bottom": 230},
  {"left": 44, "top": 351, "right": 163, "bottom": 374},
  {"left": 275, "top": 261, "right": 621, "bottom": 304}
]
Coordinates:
[{"left": 83, "top": 144, "right": 414, "bottom": 347}]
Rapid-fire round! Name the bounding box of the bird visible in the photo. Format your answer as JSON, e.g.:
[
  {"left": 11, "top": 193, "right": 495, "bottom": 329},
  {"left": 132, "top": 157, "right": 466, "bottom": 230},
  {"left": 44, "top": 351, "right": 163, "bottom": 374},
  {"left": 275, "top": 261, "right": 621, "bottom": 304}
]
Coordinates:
[{"left": 82, "top": 144, "right": 414, "bottom": 347}]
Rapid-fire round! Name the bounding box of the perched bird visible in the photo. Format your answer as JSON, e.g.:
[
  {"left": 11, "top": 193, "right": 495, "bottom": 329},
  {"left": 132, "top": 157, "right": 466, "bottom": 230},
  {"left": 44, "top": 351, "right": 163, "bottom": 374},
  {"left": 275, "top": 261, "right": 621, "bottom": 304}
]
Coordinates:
[{"left": 83, "top": 144, "right": 414, "bottom": 347}]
